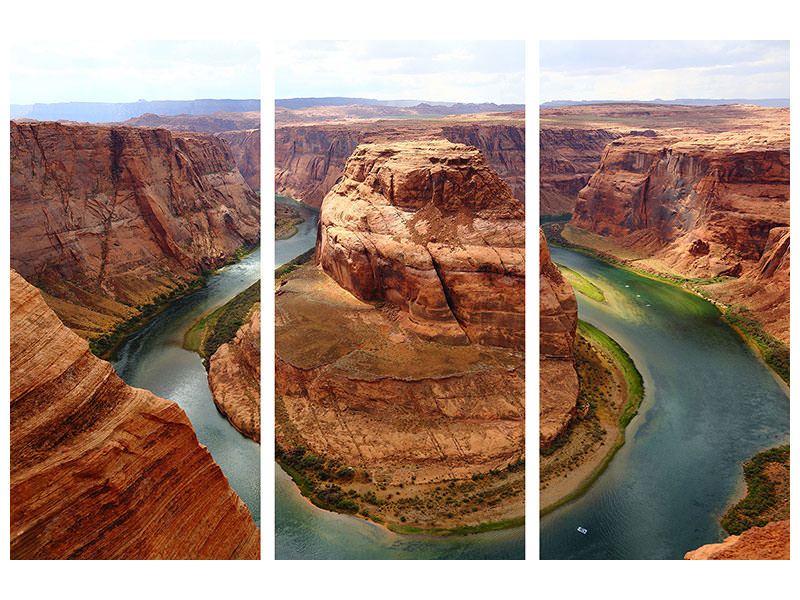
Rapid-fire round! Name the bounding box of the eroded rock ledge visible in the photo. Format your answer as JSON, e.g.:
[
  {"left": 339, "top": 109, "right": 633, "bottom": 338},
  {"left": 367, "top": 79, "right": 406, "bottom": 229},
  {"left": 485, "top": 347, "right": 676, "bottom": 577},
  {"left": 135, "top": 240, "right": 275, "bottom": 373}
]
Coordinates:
[
  {"left": 10, "top": 270, "right": 259, "bottom": 559},
  {"left": 316, "top": 140, "right": 524, "bottom": 349},
  {"left": 684, "top": 520, "right": 789, "bottom": 560}
]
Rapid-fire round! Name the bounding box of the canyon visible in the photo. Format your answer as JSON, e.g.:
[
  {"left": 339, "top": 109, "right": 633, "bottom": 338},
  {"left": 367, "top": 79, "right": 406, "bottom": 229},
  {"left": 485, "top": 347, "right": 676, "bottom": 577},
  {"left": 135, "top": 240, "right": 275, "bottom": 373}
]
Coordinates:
[
  {"left": 541, "top": 103, "right": 790, "bottom": 349},
  {"left": 275, "top": 111, "right": 524, "bottom": 208},
  {"left": 10, "top": 269, "right": 259, "bottom": 559},
  {"left": 10, "top": 120, "right": 260, "bottom": 340},
  {"left": 538, "top": 229, "right": 579, "bottom": 448},
  {"left": 276, "top": 140, "right": 524, "bottom": 530},
  {"left": 684, "top": 520, "right": 790, "bottom": 560}
]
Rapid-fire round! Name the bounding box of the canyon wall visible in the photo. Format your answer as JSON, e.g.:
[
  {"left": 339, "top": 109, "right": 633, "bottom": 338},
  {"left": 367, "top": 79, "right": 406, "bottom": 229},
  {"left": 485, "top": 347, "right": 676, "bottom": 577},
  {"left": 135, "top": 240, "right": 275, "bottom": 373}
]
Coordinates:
[
  {"left": 208, "top": 305, "right": 261, "bottom": 442},
  {"left": 571, "top": 134, "right": 789, "bottom": 342},
  {"left": 316, "top": 140, "right": 525, "bottom": 349},
  {"left": 539, "top": 229, "right": 579, "bottom": 447},
  {"left": 275, "top": 118, "right": 525, "bottom": 208},
  {"left": 217, "top": 128, "right": 261, "bottom": 191},
  {"left": 10, "top": 270, "right": 259, "bottom": 559},
  {"left": 539, "top": 127, "right": 621, "bottom": 215},
  {"left": 10, "top": 120, "right": 260, "bottom": 338}
]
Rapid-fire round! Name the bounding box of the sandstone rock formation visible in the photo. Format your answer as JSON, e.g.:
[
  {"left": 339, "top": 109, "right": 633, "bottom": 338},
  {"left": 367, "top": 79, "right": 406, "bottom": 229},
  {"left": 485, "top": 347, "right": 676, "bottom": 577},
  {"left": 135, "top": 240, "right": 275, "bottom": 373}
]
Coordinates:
[
  {"left": 684, "top": 520, "right": 790, "bottom": 560},
  {"left": 10, "top": 120, "right": 260, "bottom": 338},
  {"left": 571, "top": 132, "right": 789, "bottom": 343},
  {"left": 10, "top": 270, "right": 259, "bottom": 559},
  {"left": 539, "top": 229, "right": 579, "bottom": 447},
  {"left": 217, "top": 128, "right": 260, "bottom": 191},
  {"left": 208, "top": 305, "right": 261, "bottom": 442},
  {"left": 275, "top": 114, "right": 524, "bottom": 207},
  {"left": 276, "top": 140, "right": 524, "bottom": 488},
  {"left": 316, "top": 140, "right": 524, "bottom": 348}
]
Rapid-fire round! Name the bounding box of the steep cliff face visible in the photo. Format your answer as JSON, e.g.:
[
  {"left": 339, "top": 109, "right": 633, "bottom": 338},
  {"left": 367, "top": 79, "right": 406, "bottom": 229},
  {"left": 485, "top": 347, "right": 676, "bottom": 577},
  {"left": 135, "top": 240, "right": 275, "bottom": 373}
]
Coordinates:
[
  {"left": 570, "top": 133, "right": 789, "bottom": 342},
  {"left": 10, "top": 121, "right": 260, "bottom": 337},
  {"left": 10, "top": 270, "right": 259, "bottom": 559},
  {"left": 316, "top": 140, "right": 525, "bottom": 348},
  {"left": 208, "top": 305, "right": 261, "bottom": 442},
  {"left": 216, "top": 128, "right": 261, "bottom": 191},
  {"left": 276, "top": 140, "right": 524, "bottom": 490},
  {"left": 275, "top": 118, "right": 525, "bottom": 208},
  {"left": 539, "top": 127, "right": 621, "bottom": 215},
  {"left": 539, "top": 229, "right": 579, "bottom": 447},
  {"left": 684, "top": 520, "right": 790, "bottom": 560}
]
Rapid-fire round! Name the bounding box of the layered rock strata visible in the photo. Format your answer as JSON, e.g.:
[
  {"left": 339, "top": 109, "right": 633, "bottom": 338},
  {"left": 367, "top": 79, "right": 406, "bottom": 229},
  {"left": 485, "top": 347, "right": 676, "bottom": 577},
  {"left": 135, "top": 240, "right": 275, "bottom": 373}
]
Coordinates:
[
  {"left": 208, "top": 305, "right": 261, "bottom": 442},
  {"left": 275, "top": 116, "right": 525, "bottom": 207},
  {"left": 276, "top": 140, "right": 524, "bottom": 486},
  {"left": 316, "top": 140, "right": 525, "bottom": 349},
  {"left": 10, "top": 270, "right": 259, "bottom": 559},
  {"left": 539, "top": 229, "right": 579, "bottom": 447},
  {"left": 684, "top": 520, "right": 790, "bottom": 560},
  {"left": 570, "top": 133, "right": 789, "bottom": 343},
  {"left": 10, "top": 121, "right": 260, "bottom": 337}
]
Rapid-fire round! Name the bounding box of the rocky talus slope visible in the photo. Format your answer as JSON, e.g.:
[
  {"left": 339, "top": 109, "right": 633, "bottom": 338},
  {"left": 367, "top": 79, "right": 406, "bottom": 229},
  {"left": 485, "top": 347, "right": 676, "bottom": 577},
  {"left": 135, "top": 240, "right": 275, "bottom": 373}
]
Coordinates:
[
  {"left": 684, "top": 520, "right": 789, "bottom": 560},
  {"left": 208, "top": 305, "right": 261, "bottom": 442},
  {"left": 275, "top": 115, "right": 525, "bottom": 208},
  {"left": 10, "top": 121, "right": 260, "bottom": 338},
  {"left": 10, "top": 270, "right": 259, "bottom": 559},
  {"left": 539, "top": 229, "right": 579, "bottom": 447},
  {"left": 276, "top": 141, "right": 524, "bottom": 487}
]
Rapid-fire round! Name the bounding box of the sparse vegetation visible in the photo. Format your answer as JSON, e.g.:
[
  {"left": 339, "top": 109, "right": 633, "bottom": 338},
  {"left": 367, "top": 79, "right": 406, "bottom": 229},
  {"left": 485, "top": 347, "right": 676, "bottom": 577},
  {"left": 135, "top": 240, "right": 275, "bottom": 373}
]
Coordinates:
[
  {"left": 724, "top": 306, "right": 789, "bottom": 384},
  {"left": 721, "top": 445, "right": 789, "bottom": 535},
  {"left": 556, "top": 263, "right": 605, "bottom": 302},
  {"left": 275, "top": 248, "right": 316, "bottom": 280}
]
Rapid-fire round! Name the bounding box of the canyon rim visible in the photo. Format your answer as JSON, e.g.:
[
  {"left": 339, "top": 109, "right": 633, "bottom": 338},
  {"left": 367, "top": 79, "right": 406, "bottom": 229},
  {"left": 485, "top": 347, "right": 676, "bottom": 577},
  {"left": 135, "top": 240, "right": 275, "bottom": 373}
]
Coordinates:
[{"left": 9, "top": 41, "right": 262, "bottom": 560}]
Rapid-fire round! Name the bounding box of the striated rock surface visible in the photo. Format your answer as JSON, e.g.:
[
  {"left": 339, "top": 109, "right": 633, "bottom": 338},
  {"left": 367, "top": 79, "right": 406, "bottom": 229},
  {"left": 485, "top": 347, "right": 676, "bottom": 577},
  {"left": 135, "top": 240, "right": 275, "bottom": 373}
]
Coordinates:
[
  {"left": 684, "top": 520, "right": 790, "bottom": 560},
  {"left": 571, "top": 132, "right": 789, "bottom": 343},
  {"left": 10, "top": 270, "right": 259, "bottom": 559},
  {"left": 10, "top": 120, "right": 260, "bottom": 337},
  {"left": 275, "top": 114, "right": 525, "bottom": 207},
  {"left": 539, "top": 127, "right": 621, "bottom": 215},
  {"left": 539, "top": 229, "right": 579, "bottom": 447},
  {"left": 217, "top": 128, "right": 260, "bottom": 191},
  {"left": 316, "top": 140, "right": 525, "bottom": 348},
  {"left": 208, "top": 305, "right": 261, "bottom": 442}
]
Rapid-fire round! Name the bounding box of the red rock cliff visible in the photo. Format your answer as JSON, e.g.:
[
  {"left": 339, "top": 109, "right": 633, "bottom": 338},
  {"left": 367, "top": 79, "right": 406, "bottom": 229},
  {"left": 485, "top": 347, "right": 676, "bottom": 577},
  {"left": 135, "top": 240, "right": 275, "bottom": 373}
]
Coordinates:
[
  {"left": 571, "top": 133, "right": 789, "bottom": 342},
  {"left": 275, "top": 118, "right": 525, "bottom": 207},
  {"left": 539, "top": 229, "right": 579, "bottom": 447},
  {"left": 10, "top": 270, "right": 259, "bottom": 559},
  {"left": 10, "top": 120, "right": 260, "bottom": 337},
  {"left": 684, "top": 520, "right": 790, "bottom": 560},
  {"left": 208, "top": 305, "right": 261, "bottom": 442},
  {"left": 316, "top": 140, "right": 525, "bottom": 349}
]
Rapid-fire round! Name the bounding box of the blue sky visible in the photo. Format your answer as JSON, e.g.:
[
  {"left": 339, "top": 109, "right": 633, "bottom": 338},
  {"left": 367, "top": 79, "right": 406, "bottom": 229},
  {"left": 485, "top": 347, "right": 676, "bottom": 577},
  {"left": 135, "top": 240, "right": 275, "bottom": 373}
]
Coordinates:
[
  {"left": 540, "top": 40, "right": 789, "bottom": 102},
  {"left": 275, "top": 40, "right": 525, "bottom": 103},
  {"left": 10, "top": 41, "right": 260, "bottom": 104}
]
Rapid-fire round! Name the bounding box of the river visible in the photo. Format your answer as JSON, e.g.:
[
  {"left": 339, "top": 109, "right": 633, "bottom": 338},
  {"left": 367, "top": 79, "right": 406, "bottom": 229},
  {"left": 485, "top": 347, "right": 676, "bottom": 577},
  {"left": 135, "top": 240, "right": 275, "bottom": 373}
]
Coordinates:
[
  {"left": 541, "top": 246, "right": 789, "bottom": 559},
  {"left": 111, "top": 248, "right": 261, "bottom": 526},
  {"left": 273, "top": 210, "right": 524, "bottom": 559},
  {"left": 275, "top": 195, "right": 319, "bottom": 268}
]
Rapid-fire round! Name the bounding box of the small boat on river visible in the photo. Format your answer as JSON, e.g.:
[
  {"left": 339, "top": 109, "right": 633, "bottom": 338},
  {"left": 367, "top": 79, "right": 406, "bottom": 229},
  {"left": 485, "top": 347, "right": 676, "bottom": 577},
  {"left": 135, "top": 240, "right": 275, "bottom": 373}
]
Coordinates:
[{"left": 577, "top": 526, "right": 588, "bottom": 535}]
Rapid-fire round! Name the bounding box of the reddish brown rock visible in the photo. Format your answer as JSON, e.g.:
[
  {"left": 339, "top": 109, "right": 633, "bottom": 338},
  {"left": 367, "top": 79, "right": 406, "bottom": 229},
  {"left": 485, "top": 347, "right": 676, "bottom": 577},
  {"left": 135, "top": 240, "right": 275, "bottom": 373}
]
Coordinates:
[
  {"left": 684, "top": 520, "right": 790, "bottom": 560},
  {"left": 275, "top": 114, "right": 524, "bottom": 208},
  {"left": 208, "top": 305, "right": 261, "bottom": 442},
  {"left": 217, "top": 128, "right": 260, "bottom": 191},
  {"left": 10, "top": 270, "right": 259, "bottom": 559},
  {"left": 316, "top": 140, "right": 524, "bottom": 348},
  {"left": 10, "top": 120, "right": 260, "bottom": 337},
  {"left": 539, "top": 229, "right": 579, "bottom": 447}
]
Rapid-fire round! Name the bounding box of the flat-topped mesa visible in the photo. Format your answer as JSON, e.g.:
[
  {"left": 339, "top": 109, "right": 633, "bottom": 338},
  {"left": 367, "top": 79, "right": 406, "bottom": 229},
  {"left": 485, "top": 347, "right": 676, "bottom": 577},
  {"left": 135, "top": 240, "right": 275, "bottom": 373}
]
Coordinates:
[
  {"left": 10, "top": 270, "right": 259, "bottom": 559},
  {"left": 316, "top": 140, "right": 525, "bottom": 349},
  {"left": 539, "top": 229, "right": 579, "bottom": 447},
  {"left": 10, "top": 120, "right": 260, "bottom": 337}
]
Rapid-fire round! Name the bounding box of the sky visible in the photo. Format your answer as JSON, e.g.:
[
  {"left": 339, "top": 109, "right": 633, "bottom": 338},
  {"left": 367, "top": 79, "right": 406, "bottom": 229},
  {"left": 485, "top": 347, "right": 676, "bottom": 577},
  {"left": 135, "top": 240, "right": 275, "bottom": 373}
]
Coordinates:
[
  {"left": 540, "top": 40, "right": 789, "bottom": 102},
  {"left": 275, "top": 40, "right": 525, "bottom": 103},
  {"left": 10, "top": 41, "right": 260, "bottom": 104}
]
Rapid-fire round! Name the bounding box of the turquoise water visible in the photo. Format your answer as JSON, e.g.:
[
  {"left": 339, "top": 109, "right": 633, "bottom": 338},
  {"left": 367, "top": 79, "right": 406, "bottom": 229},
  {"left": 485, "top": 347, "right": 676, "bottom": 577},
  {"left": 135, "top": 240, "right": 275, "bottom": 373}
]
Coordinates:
[
  {"left": 275, "top": 465, "right": 524, "bottom": 559},
  {"left": 541, "top": 246, "right": 789, "bottom": 559},
  {"left": 112, "top": 249, "right": 261, "bottom": 526}
]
